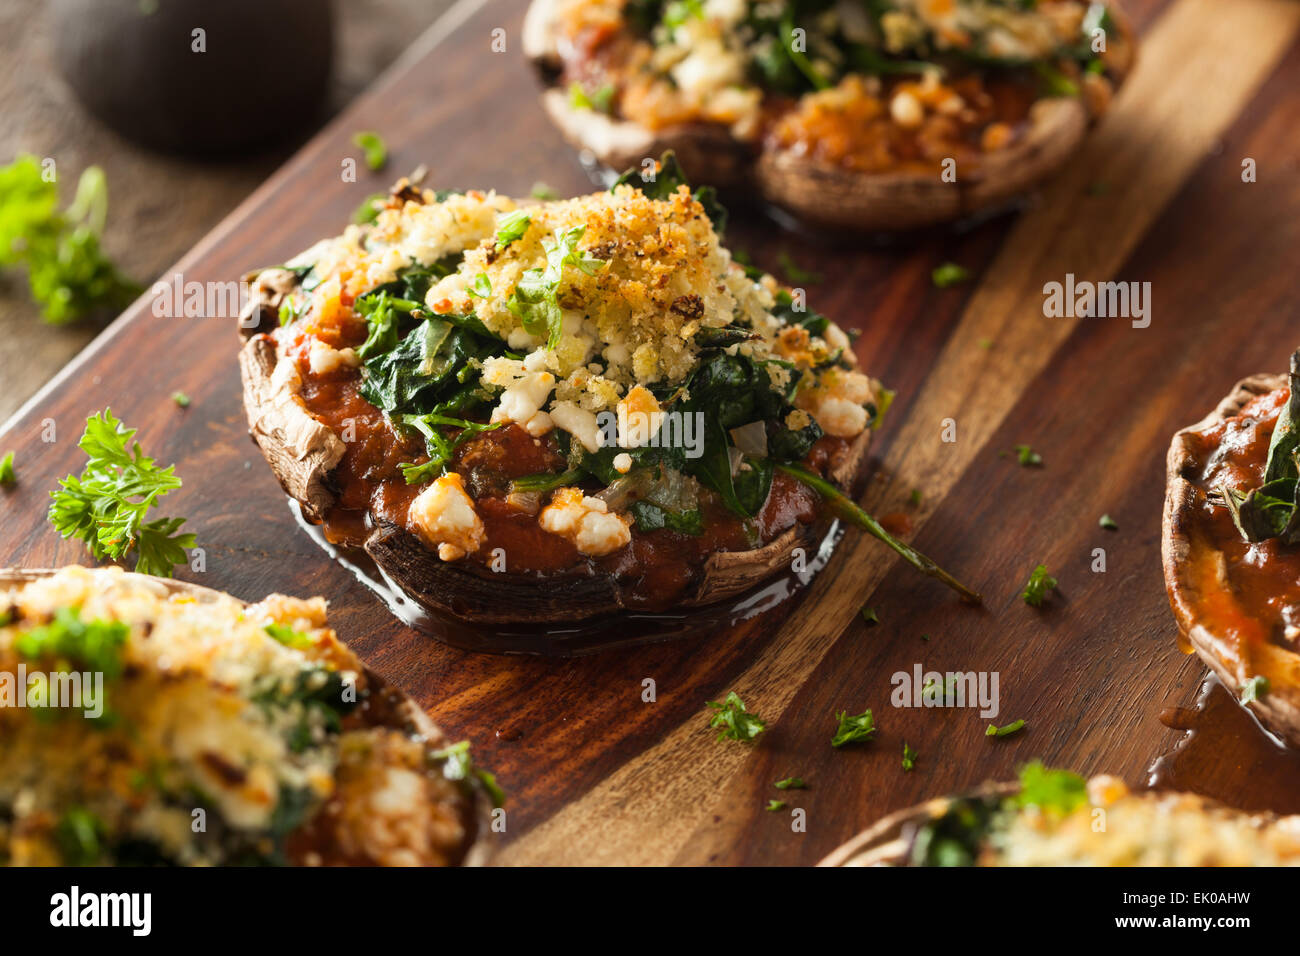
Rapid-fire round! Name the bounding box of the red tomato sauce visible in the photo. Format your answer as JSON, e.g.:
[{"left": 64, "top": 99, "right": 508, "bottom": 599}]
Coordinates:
[
  {"left": 1184, "top": 387, "right": 1299, "bottom": 667},
  {"left": 293, "top": 364, "right": 847, "bottom": 608}
]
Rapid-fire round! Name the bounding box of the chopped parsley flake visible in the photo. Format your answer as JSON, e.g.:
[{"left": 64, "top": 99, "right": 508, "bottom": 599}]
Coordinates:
[
  {"left": 986, "top": 719, "right": 1026, "bottom": 737},
  {"left": 707, "top": 691, "right": 767, "bottom": 743},
  {"left": 1020, "top": 565, "right": 1058, "bottom": 607},
  {"left": 831, "top": 708, "right": 876, "bottom": 748},
  {"left": 1013, "top": 444, "right": 1043, "bottom": 467},
  {"left": 902, "top": 743, "right": 917, "bottom": 771},
  {"left": 931, "top": 262, "right": 970, "bottom": 288},
  {"left": 352, "top": 131, "right": 387, "bottom": 171}
]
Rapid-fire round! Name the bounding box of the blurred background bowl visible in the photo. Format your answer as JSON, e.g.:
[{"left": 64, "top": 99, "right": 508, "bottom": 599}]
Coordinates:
[{"left": 50, "top": 0, "right": 335, "bottom": 155}]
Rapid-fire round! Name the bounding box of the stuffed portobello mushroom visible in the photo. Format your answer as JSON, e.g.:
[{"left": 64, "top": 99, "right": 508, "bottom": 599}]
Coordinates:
[
  {"left": 820, "top": 764, "right": 1300, "bottom": 866},
  {"left": 1163, "top": 351, "right": 1300, "bottom": 748},
  {"left": 523, "top": 0, "right": 1135, "bottom": 230},
  {"left": 0, "top": 566, "right": 495, "bottom": 866},
  {"left": 239, "top": 159, "right": 976, "bottom": 631}
]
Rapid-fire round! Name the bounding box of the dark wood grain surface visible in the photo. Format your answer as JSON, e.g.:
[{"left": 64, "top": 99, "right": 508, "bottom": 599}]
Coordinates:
[{"left": 1, "top": 0, "right": 1298, "bottom": 865}]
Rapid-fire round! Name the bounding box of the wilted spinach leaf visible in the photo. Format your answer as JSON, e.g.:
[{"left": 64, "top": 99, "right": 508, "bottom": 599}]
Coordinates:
[{"left": 1223, "top": 349, "right": 1300, "bottom": 543}]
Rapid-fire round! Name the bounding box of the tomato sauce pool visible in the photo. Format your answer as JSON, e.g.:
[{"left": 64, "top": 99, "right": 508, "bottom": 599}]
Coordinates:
[{"left": 295, "top": 368, "right": 849, "bottom": 622}]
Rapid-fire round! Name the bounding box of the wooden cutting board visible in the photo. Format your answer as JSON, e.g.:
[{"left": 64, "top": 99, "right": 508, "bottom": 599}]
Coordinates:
[{"left": 2, "top": 0, "right": 1298, "bottom": 866}]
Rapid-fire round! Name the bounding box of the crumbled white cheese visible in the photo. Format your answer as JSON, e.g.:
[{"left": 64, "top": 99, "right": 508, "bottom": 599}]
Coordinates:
[
  {"left": 616, "top": 385, "right": 662, "bottom": 449},
  {"left": 549, "top": 400, "right": 602, "bottom": 453},
  {"left": 538, "top": 488, "right": 632, "bottom": 556},
  {"left": 408, "top": 473, "right": 485, "bottom": 561},
  {"left": 307, "top": 339, "right": 360, "bottom": 375}
]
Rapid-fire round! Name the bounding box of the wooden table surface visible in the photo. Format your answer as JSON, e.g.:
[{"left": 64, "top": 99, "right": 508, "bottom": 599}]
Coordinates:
[{"left": 2, "top": 0, "right": 1299, "bottom": 866}]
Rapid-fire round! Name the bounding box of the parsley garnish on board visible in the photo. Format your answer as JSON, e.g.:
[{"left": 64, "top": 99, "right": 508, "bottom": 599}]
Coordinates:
[
  {"left": 902, "top": 743, "right": 918, "bottom": 771},
  {"left": 1020, "top": 564, "right": 1058, "bottom": 607},
  {"left": 352, "top": 131, "right": 388, "bottom": 171},
  {"left": 706, "top": 691, "right": 767, "bottom": 742},
  {"left": 1099, "top": 514, "right": 1118, "bottom": 530},
  {"left": 0, "top": 450, "right": 15, "bottom": 486},
  {"left": 1013, "top": 444, "right": 1043, "bottom": 467},
  {"left": 0, "top": 156, "right": 140, "bottom": 323},
  {"left": 48, "top": 410, "right": 195, "bottom": 578},
  {"left": 831, "top": 708, "right": 876, "bottom": 748},
  {"left": 986, "top": 719, "right": 1026, "bottom": 738},
  {"left": 766, "top": 799, "right": 787, "bottom": 812},
  {"left": 931, "top": 263, "right": 970, "bottom": 288},
  {"left": 774, "top": 777, "right": 806, "bottom": 790}
]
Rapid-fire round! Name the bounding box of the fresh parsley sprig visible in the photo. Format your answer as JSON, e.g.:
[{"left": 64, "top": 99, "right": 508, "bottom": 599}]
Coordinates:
[
  {"left": 0, "top": 156, "right": 141, "bottom": 323},
  {"left": 48, "top": 409, "right": 195, "bottom": 578}
]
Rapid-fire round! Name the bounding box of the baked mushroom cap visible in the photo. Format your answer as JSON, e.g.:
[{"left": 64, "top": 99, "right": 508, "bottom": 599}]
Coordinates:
[
  {"left": 0, "top": 567, "right": 494, "bottom": 866},
  {"left": 1162, "top": 373, "right": 1300, "bottom": 746},
  {"left": 240, "top": 285, "right": 873, "bottom": 624},
  {"left": 819, "top": 777, "right": 1300, "bottom": 866},
  {"left": 818, "top": 783, "right": 1015, "bottom": 867},
  {"left": 523, "top": 0, "right": 1136, "bottom": 230}
]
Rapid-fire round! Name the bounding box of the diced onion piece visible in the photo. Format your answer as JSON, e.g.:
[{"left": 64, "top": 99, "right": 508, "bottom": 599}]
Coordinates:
[{"left": 729, "top": 421, "right": 768, "bottom": 459}]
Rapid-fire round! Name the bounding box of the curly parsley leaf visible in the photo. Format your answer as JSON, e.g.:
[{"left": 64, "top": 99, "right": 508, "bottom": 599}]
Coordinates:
[
  {"left": 706, "top": 691, "right": 767, "bottom": 742},
  {"left": 831, "top": 707, "right": 876, "bottom": 748},
  {"left": 0, "top": 156, "right": 141, "bottom": 323},
  {"left": 48, "top": 409, "right": 194, "bottom": 578}
]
